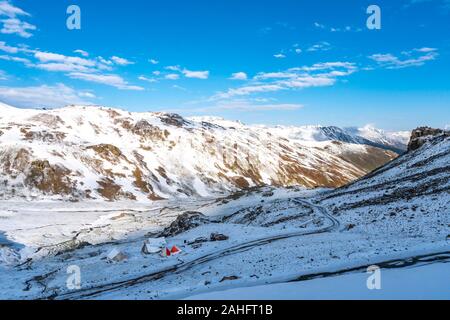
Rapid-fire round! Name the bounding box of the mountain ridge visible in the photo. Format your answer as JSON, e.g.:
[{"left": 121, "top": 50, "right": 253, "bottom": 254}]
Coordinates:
[{"left": 0, "top": 104, "right": 406, "bottom": 201}]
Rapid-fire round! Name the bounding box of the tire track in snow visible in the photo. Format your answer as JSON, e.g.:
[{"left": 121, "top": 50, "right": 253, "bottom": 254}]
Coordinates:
[{"left": 48, "top": 198, "right": 339, "bottom": 300}]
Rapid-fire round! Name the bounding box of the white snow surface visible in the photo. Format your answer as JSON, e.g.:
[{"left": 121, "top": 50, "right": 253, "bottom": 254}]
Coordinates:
[{"left": 185, "top": 262, "right": 450, "bottom": 300}]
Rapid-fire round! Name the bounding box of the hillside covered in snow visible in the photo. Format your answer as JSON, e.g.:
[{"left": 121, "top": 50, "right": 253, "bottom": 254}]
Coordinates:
[
  {"left": 0, "top": 127, "right": 447, "bottom": 300},
  {"left": 0, "top": 103, "right": 405, "bottom": 201}
]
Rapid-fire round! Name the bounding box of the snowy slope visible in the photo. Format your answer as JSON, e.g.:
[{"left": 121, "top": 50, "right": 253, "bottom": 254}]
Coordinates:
[
  {"left": 0, "top": 104, "right": 399, "bottom": 201},
  {"left": 0, "top": 134, "right": 447, "bottom": 299},
  {"left": 319, "top": 133, "right": 450, "bottom": 240}
]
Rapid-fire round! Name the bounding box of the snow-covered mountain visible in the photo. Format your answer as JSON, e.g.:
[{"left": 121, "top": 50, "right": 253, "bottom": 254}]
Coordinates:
[
  {"left": 193, "top": 117, "right": 410, "bottom": 153},
  {"left": 0, "top": 104, "right": 403, "bottom": 201}
]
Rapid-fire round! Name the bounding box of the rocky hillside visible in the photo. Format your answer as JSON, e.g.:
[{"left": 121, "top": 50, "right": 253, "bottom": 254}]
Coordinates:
[
  {"left": 319, "top": 131, "right": 450, "bottom": 238},
  {"left": 0, "top": 104, "right": 402, "bottom": 201}
]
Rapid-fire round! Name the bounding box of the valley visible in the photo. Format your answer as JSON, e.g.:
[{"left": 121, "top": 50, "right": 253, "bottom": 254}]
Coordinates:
[{"left": 0, "top": 103, "right": 448, "bottom": 300}]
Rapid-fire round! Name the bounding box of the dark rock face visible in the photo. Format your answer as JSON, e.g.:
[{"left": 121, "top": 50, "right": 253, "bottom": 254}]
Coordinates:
[
  {"left": 210, "top": 233, "right": 229, "bottom": 241},
  {"left": 408, "top": 127, "right": 449, "bottom": 152},
  {"left": 160, "top": 212, "right": 210, "bottom": 237},
  {"left": 158, "top": 113, "right": 189, "bottom": 128}
]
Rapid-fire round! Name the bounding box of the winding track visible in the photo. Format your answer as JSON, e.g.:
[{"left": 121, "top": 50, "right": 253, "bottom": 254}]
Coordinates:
[{"left": 48, "top": 198, "right": 340, "bottom": 300}]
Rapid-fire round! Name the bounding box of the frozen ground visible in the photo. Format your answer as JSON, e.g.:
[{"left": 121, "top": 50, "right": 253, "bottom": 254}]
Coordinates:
[
  {"left": 185, "top": 259, "right": 450, "bottom": 300},
  {"left": 0, "top": 186, "right": 448, "bottom": 300}
]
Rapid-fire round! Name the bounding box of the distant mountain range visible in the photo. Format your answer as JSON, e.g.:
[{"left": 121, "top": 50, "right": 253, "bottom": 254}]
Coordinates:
[{"left": 0, "top": 103, "right": 410, "bottom": 201}]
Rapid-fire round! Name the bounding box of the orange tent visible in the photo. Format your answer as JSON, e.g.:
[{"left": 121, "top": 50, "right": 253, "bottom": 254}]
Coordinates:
[{"left": 170, "top": 245, "right": 182, "bottom": 255}]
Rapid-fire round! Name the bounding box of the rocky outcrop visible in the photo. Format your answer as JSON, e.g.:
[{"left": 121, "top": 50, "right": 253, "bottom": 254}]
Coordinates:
[
  {"left": 408, "top": 127, "right": 450, "bottom": 152},
  {"left": 160, "top": 212, "right": 210, "bottom": 237}
]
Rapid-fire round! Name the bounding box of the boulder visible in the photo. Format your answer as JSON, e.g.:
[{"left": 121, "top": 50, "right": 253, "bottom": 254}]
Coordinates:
[
  {"left": 210, "top": 233, "right": 229, "bottom": 242},
  {"left": 160, "top": 212, "right": 209, "bottom": 237}
]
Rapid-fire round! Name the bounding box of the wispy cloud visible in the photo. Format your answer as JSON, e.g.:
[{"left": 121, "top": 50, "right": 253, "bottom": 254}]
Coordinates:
[
  {"left": 229, "top": 72, "right": 248, "bottom": 80},
  {"left": 307, "top": 41, "right": 331, "bottom": 52},
  {"left": 138, "top": 75, "right": 158, "bottom": 83},
  {"left": 0, "top": 40, "right": 18, "bottom": 53},
  {"left": 313, "top": 22, "right": 362, "bottom": 33},
  {"left": 0, "top": 83, "right": 93, "bottom": 108},
  {"left": 74, "top": 49, "right": 89, "bottom": 57},
  {"left": 0, "top": 54, "right": 30, "bottom": 64},
  {"left": 111, "top": 56, "right": 134, "bottom": 66},
  {"left": 182, "top": 69, "right": 209, "bottom": 79},
  {"left": 165, "top": 73, "right": 180, "bottom": 80},
  {"left": 149, "top": 59, "right": 159, "bottom": 65},
  {"left": 212, "top": 61, "right": 356, "bottom": 100},
  {"left": 161, "top": 65, "right": 209, "bottom": 80},
  {"left": 68, "top": 72, "right": 144, "bottom": 91},
  {"left": 0, "top": 1, "right": 36, "bottom": 38},
  {"left": 273, "top": 53, "right": 286, "bottom": 59},
  {"left": 0, "top": 41, "right": 143, "bottom": 91},
  {"left": 369, "top": 47, "right": 438, "bottom": 69}
]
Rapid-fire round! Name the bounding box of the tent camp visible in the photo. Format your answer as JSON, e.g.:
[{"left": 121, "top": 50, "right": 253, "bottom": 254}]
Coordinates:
[
  {"left": 142, "top": 237, "right": 167, "bottom": 255},
  {"left": 107, "top": 248, "right": 128, "bottom": 262},
  {"left": 161, "top": 245, "right": 182, "bottom": 257}
]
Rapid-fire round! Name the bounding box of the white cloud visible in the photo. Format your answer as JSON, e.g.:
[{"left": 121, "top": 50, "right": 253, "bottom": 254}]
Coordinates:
[
  {"left": 182, "top": 69, "right": 209, "bottom": 79},
  {"left": 68, "top": 72, "right": 144, "bottom": 91},
  {"left": 307, "top": 41, "right": 331, "bottom": 52},
  {"left": 314, "top": 22, "right": 325, "bottom": 29},
  {"left": 35, "top": 51, "right": 96, "bottom": 67},
  {"left": 0, "top": 83, "right": 93, "bottom": 108},
  {"left": 0, "top": 54, "right": 30, "bottom": 64},
  {"left": 78, "top": 91, "right": 96, "bottom": 99},
  {"left": 0, "top": 1, "right": 36, "bottom": 38},
  {"left": 0, "top": 40, "right": 18, "bottom": 53},
  {"left": 369, "top": 48, "right": 438, "bottom": 69},
  {"left": 1, "top": 17, "right": 36, "bottom": 38},
  {"left": 32, "top": 51, "right": 102, "bottom": 73},
  {"left": 213, "top": 84, "right": 284, "bottom": 100},
  {"left": 152, "top": 71, "right": 161, "bottom": 76},
  {"left": 274, "top": 53, "right": 286, "bottom": 59},
  {"left": 172, "top": 84, "right": 188, "bottom": 91},
  {"left": 230, "top": 72, "right": 248, "bottom": 80},
  {"left": 98, "top": 56, "right": 113, "bottom": 66},
  {"left": 111, "top": 56, "right": 134, "bottom": 66},
  {"left": 165, "top": 73, "right": 180, "bottom": 80},
  {"left": 0, "top": 1, "right": 29, "bottom": 17},
  {"left": 74, "top": 49, "right": 89, "bottom": 57},
  {"left": 313, "top": 22, "right": 361, "bottom": 33},
  {"left": 163, "top": 65, "right": 210, "bottom": 80},
  {"left": 165, "top": 65, "right": 181, "bottom": 72},
  {"left": 138, "top": 75, "right": 158, "bottom": 83},
  {"left": 212, "top": 61, "right": 356, "bottom": 100},
  {"left": 149, "top": 59, "right": 159, "bottom": 65}
]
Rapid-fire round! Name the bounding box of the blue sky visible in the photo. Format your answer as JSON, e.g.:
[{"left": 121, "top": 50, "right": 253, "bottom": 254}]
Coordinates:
[{"left": 0, "top": 0, "right": 449, "bottom": 130}]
